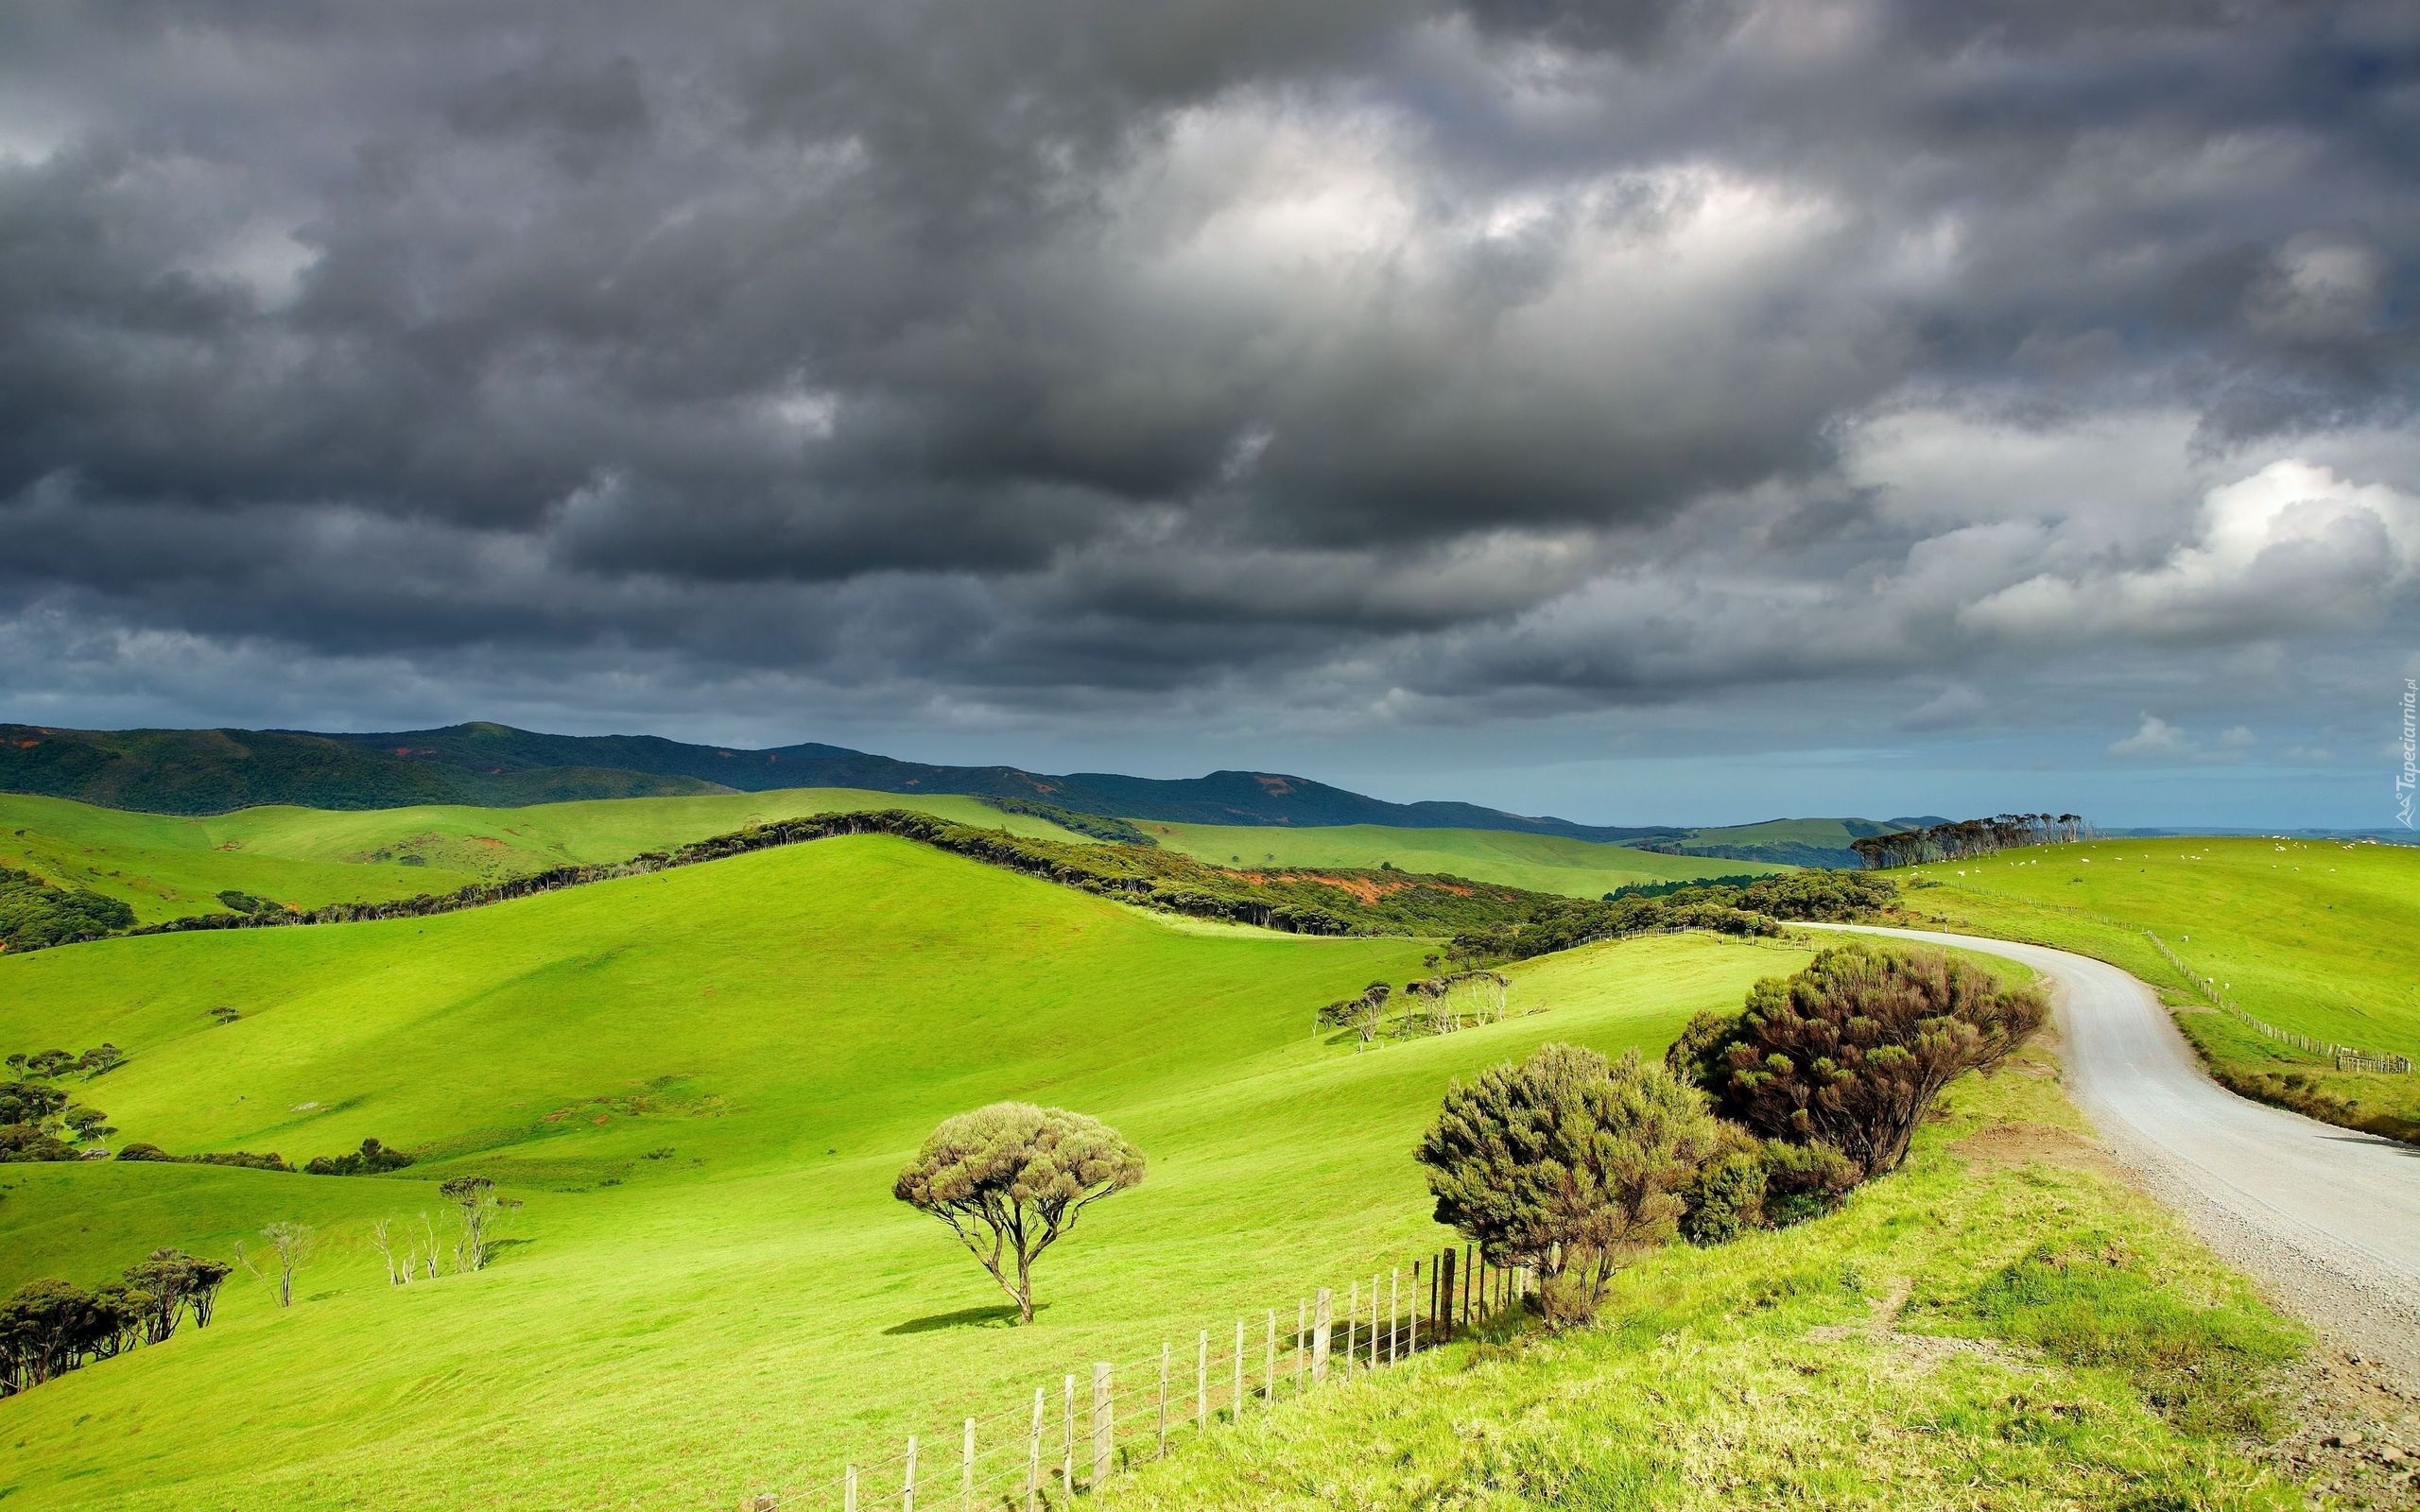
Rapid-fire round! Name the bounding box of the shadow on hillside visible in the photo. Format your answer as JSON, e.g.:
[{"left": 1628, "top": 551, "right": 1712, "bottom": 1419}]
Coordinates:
[{"left": 884, "top": 1302, "right": 1045, "bottom": 1335}]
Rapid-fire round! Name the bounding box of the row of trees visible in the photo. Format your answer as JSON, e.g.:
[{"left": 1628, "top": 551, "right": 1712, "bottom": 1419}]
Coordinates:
[
  {"left": 0, "top": 1076, "right": 112, "bottom": 1161},
  {"left": 0, "top": 866, "right": 136, "bottom": 952},
  {"left": 2, "top": 1177, "right": 523, "bottom": 1398},
  {"left": 6, "top": 1044, "right": 125, "bottom": 1079},
  {"left": 1850, "top": 813, "right": 2091, "bottom": 869},
  {"left": 0, "top": 1249, "right": 230, "bottom": 1397},
  {"left": 883, "top": 943, "right": 2042, "bottom": 1332},
  {"left": 1415, "top": 943, "right": 2047, "bottom": 1324},
  {"left": 1321, "top": 971, "right": 1513, "bottom": 1045},
  {"left": 1445, "top": 870, "right": 1900, "bottom": 967}
]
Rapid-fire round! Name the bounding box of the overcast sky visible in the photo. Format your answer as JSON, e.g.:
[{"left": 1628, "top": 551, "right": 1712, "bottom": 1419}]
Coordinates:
[{"left": 2, "top": 1, "right": 2415, "bottom": 827}]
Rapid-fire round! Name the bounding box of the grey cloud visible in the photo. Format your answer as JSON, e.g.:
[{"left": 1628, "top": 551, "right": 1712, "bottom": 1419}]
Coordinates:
[{"left": 0, "top": 0, "right": 2414, "bottom": 793}]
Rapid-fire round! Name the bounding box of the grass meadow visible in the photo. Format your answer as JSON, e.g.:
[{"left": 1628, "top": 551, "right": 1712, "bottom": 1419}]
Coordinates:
[
  {"left": 1894, "top": 836, "right": 2420, "bottom": 1140},
  {"left": 0, "top": 835, "right": 1798, "bottom": 1510},
  {"left": 0, "top": 831, "right": 2320, "bottom": 1510},
  {"left": 1141, "top": 822, "right": 1782, "bottom": 900},
  {"left": 1112, "top": 1033, "right": 2306, "bottom": 1511},
  {"left": 0, "top": 788, "right": 1085, "bottom": 923}
]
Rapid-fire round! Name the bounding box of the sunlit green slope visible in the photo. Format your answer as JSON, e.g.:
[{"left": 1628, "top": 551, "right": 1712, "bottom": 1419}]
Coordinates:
[
  {"left": 1895, "top": 834, "right": 2420, "bottom": 1139},
  {"left": 1144, "top": 821, "right": 1785, "bottom": 900},
  {"left": 0, "top": 788, "right": 1082, "bottom": 923},
  {"left": 0, "top": 835, "right": 1803, "bottom": 1511}
]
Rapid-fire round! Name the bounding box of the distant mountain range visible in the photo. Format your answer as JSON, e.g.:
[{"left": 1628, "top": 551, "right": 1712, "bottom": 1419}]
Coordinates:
[{"left": 0, "top": 720, "right": 1942, "bottom": 866}]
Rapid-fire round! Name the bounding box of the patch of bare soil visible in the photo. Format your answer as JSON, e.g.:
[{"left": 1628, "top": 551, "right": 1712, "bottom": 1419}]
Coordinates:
[{"left": 1950, "top": 1120, "right": 2131, "bottom": 1182}]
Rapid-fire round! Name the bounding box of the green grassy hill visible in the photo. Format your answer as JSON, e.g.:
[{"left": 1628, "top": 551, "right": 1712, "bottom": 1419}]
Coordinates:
[
  {"left": 0, "top": 834, "right": 2319, "bottom": 1509},
  {"left": 1113, "top": 1041, "right": 2302, "bottom": 1511},
  {"left": 1893, "top": 835, "right": 2420, "bottom": 1140},
  {"left": 1145, "top": 822, "right": 1786, "bottom": 899},
  {"left": 0, "top": 836, "right": 1798, "bottom": 1511},
  {"left": 1634, "top": 816, "right": 1949, "bottom": 870},
  {"left": 0, "top": 788, "right": 1085, "bottom": 924}
]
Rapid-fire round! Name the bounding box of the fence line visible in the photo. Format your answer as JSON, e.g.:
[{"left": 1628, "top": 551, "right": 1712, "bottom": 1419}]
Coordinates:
[
  {"left": 785, "top": 1243, "right": 1532, "bottom": 1510},
  {"left": 2144, "top": 931, "right": 2411, "bottom": 1074},
  {"left": 1906, "top": 878, "right": 2411, "bottom": 1077}
]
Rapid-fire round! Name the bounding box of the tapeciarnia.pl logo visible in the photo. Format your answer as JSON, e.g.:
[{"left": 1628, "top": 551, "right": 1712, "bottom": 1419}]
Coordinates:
[{"left": 2400, "top": 677, "right": 2417, "bottom": 829}]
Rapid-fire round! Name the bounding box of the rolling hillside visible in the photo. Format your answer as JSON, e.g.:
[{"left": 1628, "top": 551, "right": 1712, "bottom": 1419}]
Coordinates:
[
  {"left": 1146, "top": 821, "right": 1787, "bottom": 899},
  {"left": 0, "top": 834, "right": 2308, "bottom": 1510},
  {"left": 0, "top": 788, "right": 1088, "bottom": 924},
  {"left": 0, "top": 834, "right": 1799, "bottom": 1511}
]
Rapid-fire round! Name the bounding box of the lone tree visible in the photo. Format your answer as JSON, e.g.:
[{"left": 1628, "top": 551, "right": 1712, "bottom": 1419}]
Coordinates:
[
  {"left": 239, "top": 1223, "right": 315, "bottom": 1308},
  {"left": 1416, "top": 1043, "right": 1719, "bottom": 1326},
  {"left": 441, "top": 1177, "right": 515, "bottom": 1272},
  {"left": 1688, "top": 944, "right": 2047, "bottom": 1177},
  {"left": 892, "top": 1103, "right": 1145, "bottom": 1324}
]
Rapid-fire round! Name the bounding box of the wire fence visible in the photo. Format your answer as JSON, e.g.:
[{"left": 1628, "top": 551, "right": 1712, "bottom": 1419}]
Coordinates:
[
  {"left": 752, "top": 1243, "right": 1532, "bottom": 1510},
  {"left": 1905, "top": 876, "right": 2411, "bottom": 1077},
  {"left": 2144, "top": 930, "right": 2411, "bottom": 1073}
]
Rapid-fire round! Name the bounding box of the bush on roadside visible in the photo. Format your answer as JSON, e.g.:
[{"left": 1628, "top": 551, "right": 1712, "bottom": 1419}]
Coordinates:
[
  {"left": 1417, "top": 1042, "right": 1720, "bottom": 1326},
  {"left": 1689, "top": 944, "right": 2046, "bottom": 1177},
  {"left": 1678, "top": 1124, "right": 1861, "bottom": 1244}
]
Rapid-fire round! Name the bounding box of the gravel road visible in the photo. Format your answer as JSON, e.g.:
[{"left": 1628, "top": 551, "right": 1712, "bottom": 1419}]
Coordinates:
[{"left": 1808, "top": 922, "right": 2420, "bottom": 1382}]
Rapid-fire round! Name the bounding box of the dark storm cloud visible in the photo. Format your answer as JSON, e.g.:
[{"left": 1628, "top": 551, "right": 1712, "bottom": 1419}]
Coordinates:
[{"left": 0, "top": 0, "right": 2415, "bottom": 755}]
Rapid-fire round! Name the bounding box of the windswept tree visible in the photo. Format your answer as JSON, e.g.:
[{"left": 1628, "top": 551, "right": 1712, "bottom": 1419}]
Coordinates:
[
  {"left": 121, "top": 1249, "right": 232, "bottom": 1342},
  {"left": 1416, "top": 1043, "right": 1720, "bottom": 1326},
  {"left": 239, "top": 1223, "right": 315, "bottom": 1308},
  {"left": 1692, "top": 945, "right": 2046, "bottom": 1176},
  {"left": 1317, "top": 981, "right": 1394, "bottom": 1044},
  {"left": 441, "top": 1177, "right": 515, "bottom": 1272},
  {"left": 892, "top": 1103, "right": 1145, "bottom": 1324},
  {"left": 0, "top": 1280, "right": 115, "bottom": 1393}
]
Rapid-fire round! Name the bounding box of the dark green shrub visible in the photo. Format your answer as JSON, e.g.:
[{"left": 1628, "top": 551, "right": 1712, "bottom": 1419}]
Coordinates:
[
  {"left": 0, "top": 868, "right": 135, "bottom": 952},
  {"left": 1678, "top": 1127, "right": 1859, "bottom": 1243},
  {"left": 304, "top": 1137, "right": 416, "bottom": 1176},
  {"left": 1417, "top": 1043, "right": 1720, "bottom": 1326},
  {"left": 185, "top": 1150, "right": 291, "bottom": 1172},
  {"left": 1700, "top": 945, "right": 2046, "bottom": 1176},
  {"left": 1682, "top": 1147, "right": 1769, "bottom": 1245},
  {"left": 1756, "top": 1139, "right": 1860, "bottom": 1224}
]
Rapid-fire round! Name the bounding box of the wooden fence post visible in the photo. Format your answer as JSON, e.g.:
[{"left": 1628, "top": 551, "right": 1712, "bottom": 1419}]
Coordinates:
[
  {"left": 1389, "top": 1267, "right": 1400, "bottom": 1365},
  {"left": 1368, "top": 1273, "right": 1379, "bottom": 1370},
  {"left": 845, "top": 1465, "right": 857, "bottom": 1512},
  {"left": 1295, "top": 1299, "right": 1306, "bottom": 1390},
  {"left": 1025, "top": 1387, "right": 1044, "bottom": 1512},
  {"left": 1437, "top": 1247, "right": 1454, "bottom": 1338},
  {"left": 1311, "top": 1287, "right": 1333, "bottom": 1383},
  {"left": 1461, "top": 1244, "right": 1474, "bottom": 1327},
  {"left": 902, "top": 1435, "right": 917, "bottom": 1512},
  {"left": 1092, "top": 1362, "right": 1113, "bottom": 1486},
  {"left": 1157, "top": 1341, "right": 1170, "bottom": 1458},
  {"left": 1232, "top": 1318, "right": 1245, "bottom": 1421},
  {"left": 1346, "top": 1280, "right": 1357, "bottom": 1375},
  {"left": 1264, "top": 1309, "right": 1276, "bottom": 1401},
  {"left": 1061, "top": 1374, "right": 1074, "bottom": 1502},
  {"left": 960, "top": 1418, "right": 975, "bottom": 1512},
  {"left": 1196, "top": 1331, "right": 1209, "bottom": 1434}
]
